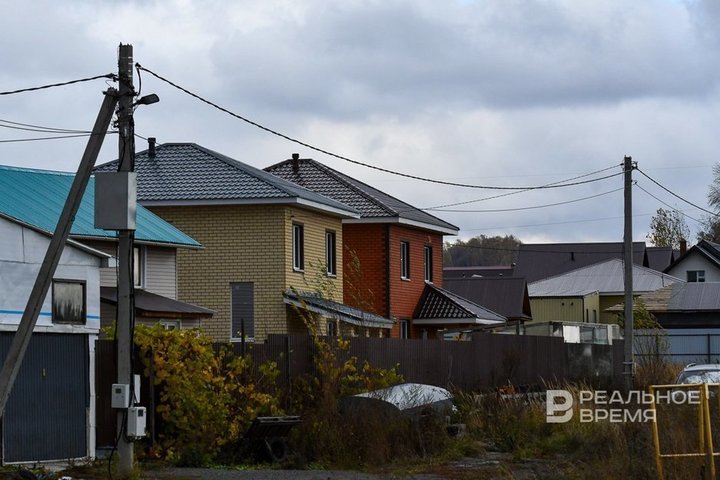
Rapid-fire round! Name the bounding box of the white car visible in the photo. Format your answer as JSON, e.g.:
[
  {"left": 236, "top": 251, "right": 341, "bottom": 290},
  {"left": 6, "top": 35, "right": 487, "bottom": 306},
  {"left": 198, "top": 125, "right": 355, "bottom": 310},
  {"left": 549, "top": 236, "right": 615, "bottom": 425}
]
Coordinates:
[{"left": 676, "top": 363, "right": 720, "bottom": 385}]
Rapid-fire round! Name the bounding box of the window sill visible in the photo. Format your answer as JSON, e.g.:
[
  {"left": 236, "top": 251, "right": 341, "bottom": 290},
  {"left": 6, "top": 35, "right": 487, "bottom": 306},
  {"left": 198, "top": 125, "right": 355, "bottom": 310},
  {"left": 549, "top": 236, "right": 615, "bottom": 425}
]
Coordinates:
[
  {"left": 401, "top": 277, "right": 411, "bottom": 282},
  {"left": 326, "top": 273, "right": 337, "bottom": 278},
  {"left": 293, "top": 268, "right": 305, "bottom": 274},
  {"left": 230, "top": 337, "right": 255, "bottom": 343}
]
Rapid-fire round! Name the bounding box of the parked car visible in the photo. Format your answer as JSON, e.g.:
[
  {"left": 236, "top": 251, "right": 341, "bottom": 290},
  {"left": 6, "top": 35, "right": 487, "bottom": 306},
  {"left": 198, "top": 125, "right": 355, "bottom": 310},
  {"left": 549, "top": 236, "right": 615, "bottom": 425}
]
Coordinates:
[{"left": 676, "top": 363, "right": 720, "bottom": 385}]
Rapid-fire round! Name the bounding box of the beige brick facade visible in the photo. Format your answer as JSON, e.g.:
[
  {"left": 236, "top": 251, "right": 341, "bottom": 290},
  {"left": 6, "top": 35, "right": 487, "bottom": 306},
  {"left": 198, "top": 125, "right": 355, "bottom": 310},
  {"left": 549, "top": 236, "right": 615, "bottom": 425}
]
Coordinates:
[{"left": 148, "top": 204, "right": 344, "bottom": 341}]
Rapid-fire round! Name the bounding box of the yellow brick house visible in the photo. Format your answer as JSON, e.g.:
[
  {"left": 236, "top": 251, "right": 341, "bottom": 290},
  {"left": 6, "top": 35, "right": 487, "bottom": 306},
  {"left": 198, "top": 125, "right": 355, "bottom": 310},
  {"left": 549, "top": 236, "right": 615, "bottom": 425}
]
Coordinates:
[{"left": 96, "top": 141, "right": 392, "bottom": 341}]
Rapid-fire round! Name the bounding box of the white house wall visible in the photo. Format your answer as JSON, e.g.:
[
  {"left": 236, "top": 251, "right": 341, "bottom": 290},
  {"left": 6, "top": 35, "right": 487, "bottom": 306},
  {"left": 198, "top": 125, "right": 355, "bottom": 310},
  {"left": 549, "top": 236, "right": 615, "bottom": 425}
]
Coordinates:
[
  {"left": 667, "top": 251, "right": 720, "bottom": 283},
  {"left": 0, "top": 219, "right": 101, "bottom": 333}
]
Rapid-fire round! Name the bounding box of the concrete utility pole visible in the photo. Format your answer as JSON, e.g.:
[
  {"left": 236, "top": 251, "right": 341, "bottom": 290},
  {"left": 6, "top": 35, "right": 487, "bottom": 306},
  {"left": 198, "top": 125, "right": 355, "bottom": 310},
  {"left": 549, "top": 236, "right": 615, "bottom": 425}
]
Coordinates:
[
  {"left": 623, "top": 156, "right": 635, "bottom": 391},
  {"left": 0, "top": 91, "right": 118, "bottom": 418},
  {"left": 116, "top": 43, "right": 136, "bottom": 478}
]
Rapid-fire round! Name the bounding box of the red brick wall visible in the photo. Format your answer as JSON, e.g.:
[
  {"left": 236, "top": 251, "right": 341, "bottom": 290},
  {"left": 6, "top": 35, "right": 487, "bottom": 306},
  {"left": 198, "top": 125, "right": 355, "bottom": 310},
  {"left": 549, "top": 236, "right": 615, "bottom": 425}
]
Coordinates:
[
  {"left": 343, "top": 222, "right": 446, "bottom": 338},
  {"left": 342, "top": 224, "right": 389, "bottom": 317},
  {"left": 387, "top": 225, "right": 444, "bottom": 338}
]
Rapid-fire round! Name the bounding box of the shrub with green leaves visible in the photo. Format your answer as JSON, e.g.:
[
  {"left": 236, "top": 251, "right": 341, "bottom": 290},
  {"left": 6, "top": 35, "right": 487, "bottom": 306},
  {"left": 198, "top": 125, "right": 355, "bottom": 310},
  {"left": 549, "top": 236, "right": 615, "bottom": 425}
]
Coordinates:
[{"left": 134, "top": 324, "right": 282, "bottom": 465}]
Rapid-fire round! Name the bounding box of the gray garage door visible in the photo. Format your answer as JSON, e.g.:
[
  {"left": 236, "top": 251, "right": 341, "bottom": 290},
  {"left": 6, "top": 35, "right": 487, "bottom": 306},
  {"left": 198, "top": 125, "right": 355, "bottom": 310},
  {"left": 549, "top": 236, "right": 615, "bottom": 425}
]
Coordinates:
[{"left": 0, "top": 333, "right": 88, "bottom": 463}]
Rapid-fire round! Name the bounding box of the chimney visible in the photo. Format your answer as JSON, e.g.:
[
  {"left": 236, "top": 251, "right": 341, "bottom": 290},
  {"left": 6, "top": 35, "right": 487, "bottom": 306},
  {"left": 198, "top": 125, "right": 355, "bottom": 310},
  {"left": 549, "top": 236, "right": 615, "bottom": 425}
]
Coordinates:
[
  {"left": 148, "top": 137, "right": 156, "bottom": 158},
  {"left": 291, "top": 153, "right": 300, "bottom": 174},
  {"left": 680, "top": 238, "right": 687, "bottom": 255}
]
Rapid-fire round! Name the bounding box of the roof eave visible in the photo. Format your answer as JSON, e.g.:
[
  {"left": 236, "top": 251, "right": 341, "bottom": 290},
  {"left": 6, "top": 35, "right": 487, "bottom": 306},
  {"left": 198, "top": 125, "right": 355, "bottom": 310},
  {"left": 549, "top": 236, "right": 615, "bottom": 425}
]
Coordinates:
[
  {"left": 139, "top": 197, "right": 359, "bottom": 218},
  {"left": 344, "top": 217, "right": 458, "bottom": 235},
  {"left": 412, "top": 318, "right": 506, "bottom": 325}
]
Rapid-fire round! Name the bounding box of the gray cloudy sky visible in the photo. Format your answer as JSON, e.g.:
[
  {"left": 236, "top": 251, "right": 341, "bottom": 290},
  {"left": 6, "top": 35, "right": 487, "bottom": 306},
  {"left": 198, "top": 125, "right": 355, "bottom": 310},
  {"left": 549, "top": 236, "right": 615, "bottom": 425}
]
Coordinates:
[{"left": 2, "top": 0, "right": 719, "bottom": 244}]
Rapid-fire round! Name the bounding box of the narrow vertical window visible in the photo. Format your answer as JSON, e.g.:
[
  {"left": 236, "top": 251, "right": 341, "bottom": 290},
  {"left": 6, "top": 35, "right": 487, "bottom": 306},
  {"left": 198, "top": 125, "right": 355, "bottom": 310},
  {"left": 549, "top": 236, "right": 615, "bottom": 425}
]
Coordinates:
[
  {"left": 399, "top": 319, "right": 409, "bottom": 339},
  {"left": 231, "top": 282, "right": 254, "bottom": 341},
  {"left": 327, "top": 320, "right": 337, "bottom": 338},
  {"left": 400, "top": 241, "right": 410, "bottom": 279},
  {"left": 133, "top": 246, "right": 144, "bottom": 288},
  {"left": 326, "top": 230, "right": 337, "bottom": 276},
  {"left": 424, "top": 245, "right": 433, "bottom": 283},
  {"left": 293, "top": 223, "right": 304, "bottom": 271}
]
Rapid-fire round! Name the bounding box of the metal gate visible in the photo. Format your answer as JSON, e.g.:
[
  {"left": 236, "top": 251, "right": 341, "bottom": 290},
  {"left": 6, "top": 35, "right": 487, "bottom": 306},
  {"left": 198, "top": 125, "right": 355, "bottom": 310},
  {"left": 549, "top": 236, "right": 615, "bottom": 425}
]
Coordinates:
[{"left": 0, "top": 333, "right": 89, "bottom": 463}]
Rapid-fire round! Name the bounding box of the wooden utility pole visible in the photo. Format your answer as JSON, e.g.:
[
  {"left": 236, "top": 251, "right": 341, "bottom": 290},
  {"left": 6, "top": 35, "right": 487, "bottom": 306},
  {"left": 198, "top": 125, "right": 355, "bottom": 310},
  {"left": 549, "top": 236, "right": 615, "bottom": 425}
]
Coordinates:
[
  {"left": 0, "top": 91, "right": 118, "bottom": 417},
  {"left": 623, "top": 156, "right": 635, "bottom": 391},
  {"left": 116, "top": 43, "right": 136, "bottom": 478}
]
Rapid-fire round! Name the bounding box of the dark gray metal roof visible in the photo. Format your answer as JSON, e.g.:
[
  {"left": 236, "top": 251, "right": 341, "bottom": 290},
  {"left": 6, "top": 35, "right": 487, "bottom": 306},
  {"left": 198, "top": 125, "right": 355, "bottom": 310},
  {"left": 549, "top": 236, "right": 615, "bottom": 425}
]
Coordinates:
[
  {"left": 95, "top": 143, "right": 358, "bottom": 217},
  {"left": 443, "top": 266, "right": 515, "bottom": 279},
  {"left": 283, "top": 290, "right": 393, "bottom": 329},
  {"left": 514, "top": 242, "right": 647, "bottom": 283},
  {"left": 265, "top": 157, "right": 458, "bottom": 234},
  {"left": 100, "top": 287, "right": 214, "bottom": 318},
  {"left": 528, "top": 259, "right": 683, "bottom": 297},
  {"left": 442, "top": 277, "right": 532, "bottom": 321},
  {"left": 646, "top": 246, "right": 675, "bottom": 272},
  {"left": 414, "top": 284, "right": 506, "bottom": 325},
  {"left": 627, "top": 283, "right": 720, "bottom": 313}
]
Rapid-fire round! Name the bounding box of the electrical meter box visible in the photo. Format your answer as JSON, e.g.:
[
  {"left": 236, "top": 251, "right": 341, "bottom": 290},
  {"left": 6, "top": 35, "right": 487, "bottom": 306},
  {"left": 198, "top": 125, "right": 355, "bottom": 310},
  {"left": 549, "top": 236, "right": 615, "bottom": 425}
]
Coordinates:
[
  {"left": 111, "top": 384, "right": 130, "bottom": 409},
  {"left": 127, "top": 406, "right": 147, "bottom": 438},
  {"left": 94, "top": 171, "right": 137, "bottom": 230}
]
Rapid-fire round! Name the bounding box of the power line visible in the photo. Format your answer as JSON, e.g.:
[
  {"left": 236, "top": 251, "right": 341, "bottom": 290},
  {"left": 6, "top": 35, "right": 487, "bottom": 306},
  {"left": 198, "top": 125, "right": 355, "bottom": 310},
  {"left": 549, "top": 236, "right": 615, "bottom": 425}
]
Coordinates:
[
  {"left": 0, "top": 118, "right": 89, "bottom": 134},
  {"left": 429, "top": 186, "right": 623, "bottom": 213},
  {"left": 418, "top": 165, "right": 621, "bottom": 211},
  {"left": 460, "top": 212, "right": 653, "bottom": 232},
  {"left": 636, "top": 168, "right": 718, "bottom": 217},
  {"left": 634, "top": 183, "right": 702, "bottom": 223},
  {"left": 138, "top": 64, "right": 627, "bottom": 191},
  {"left": 0, "top": 133, "right": 113, "bottom": 143},
  {"left": 0, "top": 73, "right": 116, "bottom": 96}
]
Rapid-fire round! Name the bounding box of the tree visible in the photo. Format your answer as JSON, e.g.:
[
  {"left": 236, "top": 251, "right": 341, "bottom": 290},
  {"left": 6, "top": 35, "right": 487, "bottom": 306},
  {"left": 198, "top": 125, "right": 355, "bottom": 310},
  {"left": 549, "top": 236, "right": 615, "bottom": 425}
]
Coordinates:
[
  {"left": 698, "top": 164, "right": 720, "bottom": 242},
  {"left": 443, "top": 234, "right": 521, "bottom": 267},
  {"left": 646, "top": 208, "right": 690, "bottom": 249}
]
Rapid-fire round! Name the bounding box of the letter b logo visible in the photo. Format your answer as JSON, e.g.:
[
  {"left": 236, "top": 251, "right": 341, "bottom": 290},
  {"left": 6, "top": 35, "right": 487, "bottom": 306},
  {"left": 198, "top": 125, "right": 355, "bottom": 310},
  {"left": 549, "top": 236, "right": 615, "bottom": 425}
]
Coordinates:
[{"left": 546, "top": 390, "right": 574, "bottom": 423}]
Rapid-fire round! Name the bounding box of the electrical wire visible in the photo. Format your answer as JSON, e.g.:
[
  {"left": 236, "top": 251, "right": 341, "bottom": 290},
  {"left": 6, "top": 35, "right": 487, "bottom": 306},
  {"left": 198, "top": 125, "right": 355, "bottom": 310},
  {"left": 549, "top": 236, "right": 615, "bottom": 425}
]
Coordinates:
[
  {"left": 409, "top": 165, "right": 621, "bottom": 212},
  {"left": 137, "top": 63, "right": 626, "bottom": 191},
  {"left": 636, "top": 168, "right": 719, "bottom": 217},
  {"left": 428, "top": 186, "right": 623, "bottom": 212},
  {"left": 460, "top": 212, "right": 653, "bottom": 232},
  {"left": 0, "top": 73, "right": 116, "bottom": 95},
  {"left": 634, "top": 183, "right": 702, "bottom": 223},
  {"left": 0, "top": 119, "right": 89, "bottom": 134},
  {"left": 0, "top": 133, "right": 113, "bottom": 143}
]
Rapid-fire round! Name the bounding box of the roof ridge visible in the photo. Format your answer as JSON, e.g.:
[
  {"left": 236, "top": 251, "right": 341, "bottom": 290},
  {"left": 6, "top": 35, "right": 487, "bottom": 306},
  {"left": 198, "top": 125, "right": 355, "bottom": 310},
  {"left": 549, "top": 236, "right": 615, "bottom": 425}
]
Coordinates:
[
  {"left": 427, "top": 283, "right": 502, "bottom": 318},
  {"left": 302, "top": 159, "right": 399, "bottom": 216}
]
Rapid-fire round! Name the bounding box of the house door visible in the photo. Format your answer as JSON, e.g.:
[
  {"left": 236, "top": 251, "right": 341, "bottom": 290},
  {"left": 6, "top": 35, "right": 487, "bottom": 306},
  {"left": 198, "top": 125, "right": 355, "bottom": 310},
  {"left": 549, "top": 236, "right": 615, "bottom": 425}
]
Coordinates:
[{"left": 0, "top": 333, "right": 89, "bottom": 463}]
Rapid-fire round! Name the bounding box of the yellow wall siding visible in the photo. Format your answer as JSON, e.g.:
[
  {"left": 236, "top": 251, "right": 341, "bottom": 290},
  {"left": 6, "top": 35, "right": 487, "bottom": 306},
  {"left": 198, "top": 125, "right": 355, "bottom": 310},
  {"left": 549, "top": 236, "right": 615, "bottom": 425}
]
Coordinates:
[
  {"left": 582, "top": 292, "right": 601, "bottom": 323},
  {"left": 284, "top": 207, "right": 344, "bottom": 303},
  {"left": 149, "top": 204, "right": 345, "bottom": 342},
  {"left": 600, "top": 295, "right": 624, "bottom": 324},
  {"left": 530, "top": 297, "right": 585, "bottom": 323}
]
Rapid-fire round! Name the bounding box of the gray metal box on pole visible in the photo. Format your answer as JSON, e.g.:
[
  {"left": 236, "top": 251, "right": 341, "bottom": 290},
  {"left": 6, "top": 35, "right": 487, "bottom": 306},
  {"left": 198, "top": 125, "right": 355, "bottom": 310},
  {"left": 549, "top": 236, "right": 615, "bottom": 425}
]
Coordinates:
[{"left": 94, "top": 172, "right": 137, "bottom": 230}]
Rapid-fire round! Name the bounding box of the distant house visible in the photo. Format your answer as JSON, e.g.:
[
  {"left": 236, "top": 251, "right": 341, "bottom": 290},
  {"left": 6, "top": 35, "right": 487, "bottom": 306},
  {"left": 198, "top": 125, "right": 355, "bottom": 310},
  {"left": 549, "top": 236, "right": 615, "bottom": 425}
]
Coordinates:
[
  {"left": 664, "top": 239, "right": 720, "bottom": 283},
  {"left": 97, "top": 142, "right": 392, "bottom": 341},
  {"left": 266, "top": 155, "right": 494, "bottom": 339},
  {"left": 528, "top": 259, "right": 683, "bottom": 324},
  {"left": 0, "top": 164, "right": 209, "bottom": 463},
  {"left": 514, "top": 242, "right": 647, "bottom": 283},
  {"left": 612, "top": 282, "right": 720, "bottom": 329},
  {"left": 443, "top": 265, "right": 515, "bottom": 279},
  {"left": 646, "top": 246, "right": 677, "bottom": 273},
  {"left": 442, "top": 277, "right": 532, "bottom": 325}
]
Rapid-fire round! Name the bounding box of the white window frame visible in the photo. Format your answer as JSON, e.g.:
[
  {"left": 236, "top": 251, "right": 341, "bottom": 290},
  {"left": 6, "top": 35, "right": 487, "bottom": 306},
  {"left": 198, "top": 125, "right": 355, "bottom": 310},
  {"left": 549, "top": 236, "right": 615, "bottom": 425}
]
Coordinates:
[
  {"left": 688, "top": 270, "right": 706, "bottom": 283},
  {"left": 292, "top": 223, "right": 305, "bottom": 272},
  {"left": 424, "top": 245, "right": 433, "bottom": 283},
  {"left": 400, "top": 241, "right": 410, "bottom": 280},
  {"left": 133, "top": 246, "right": 145, "bottom": 288},
  {"left": 326, "top": 230, "right": 337, "bottom": 277}
]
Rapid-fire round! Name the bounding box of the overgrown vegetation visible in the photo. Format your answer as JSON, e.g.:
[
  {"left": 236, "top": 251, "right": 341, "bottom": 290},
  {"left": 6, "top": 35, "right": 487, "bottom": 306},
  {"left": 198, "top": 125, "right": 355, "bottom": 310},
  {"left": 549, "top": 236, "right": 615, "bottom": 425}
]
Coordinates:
[{"left": 133, "top": 324, "right": 282, "bottom": 466}]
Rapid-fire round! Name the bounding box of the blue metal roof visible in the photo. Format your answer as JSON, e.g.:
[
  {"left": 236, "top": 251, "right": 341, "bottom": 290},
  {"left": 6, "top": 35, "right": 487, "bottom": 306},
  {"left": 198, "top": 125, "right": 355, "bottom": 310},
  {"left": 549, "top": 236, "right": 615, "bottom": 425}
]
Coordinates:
[{"left": 0, "top": 165, "right": 200, "bottom": 248}]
